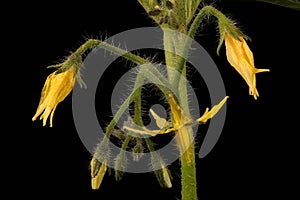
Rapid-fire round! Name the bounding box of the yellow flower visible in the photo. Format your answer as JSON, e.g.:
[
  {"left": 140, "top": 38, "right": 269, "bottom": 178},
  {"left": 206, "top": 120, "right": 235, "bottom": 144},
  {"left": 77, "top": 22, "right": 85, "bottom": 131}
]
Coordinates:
[
  {"left": 168, "top": 94, "right": 228, "bottom": 164},
  {"left": 123, "top": 94, "right": 228, "bottom": 164},
  {"left": 224, "top": 33, "right": 269, "bottom": 99},
  {"left": 90, "top": 157, "right": 107, "bottom": 190},
  {"left": 32, "top": 66, "right": 76, "bottom": 127}
]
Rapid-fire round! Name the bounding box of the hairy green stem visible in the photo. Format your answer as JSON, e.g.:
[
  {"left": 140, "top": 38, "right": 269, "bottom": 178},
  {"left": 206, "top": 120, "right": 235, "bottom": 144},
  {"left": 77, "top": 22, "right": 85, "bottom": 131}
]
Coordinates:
[
  {"left": 161, "top": 6, "right": 225, "bottom": 200},
  {"left": 181, "top": 140, "right": 197, "bottom": 199},
  {"left": 89, "top": 41, "right": 174, "bottom": 171},
  {"left": 114, "top": 134, "right": 131, "bottom": 181},
  {"left": 177, "top": 65, "right": 197, "bottom": 200},
  {"left": 171, "top": 6, "right": 220, "bottom": 83},
  {"left": 133, "top": 69, "right": 171, "bottom": 188},
  {"left": 176, "top": 6, "right": 229, "bottom": 200},
  {"left": 75, "top": 39, "right": 101, "bottom": 55},
  {"left": 163, "top": 28, "right": 198, "bottom": 200}
]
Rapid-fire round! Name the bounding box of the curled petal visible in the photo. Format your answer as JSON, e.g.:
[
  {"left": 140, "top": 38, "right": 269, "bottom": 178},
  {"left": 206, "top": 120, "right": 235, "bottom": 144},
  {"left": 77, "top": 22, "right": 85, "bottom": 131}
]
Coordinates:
[{"left": 197, "top": 96, "right": 229, "bottom": 123}]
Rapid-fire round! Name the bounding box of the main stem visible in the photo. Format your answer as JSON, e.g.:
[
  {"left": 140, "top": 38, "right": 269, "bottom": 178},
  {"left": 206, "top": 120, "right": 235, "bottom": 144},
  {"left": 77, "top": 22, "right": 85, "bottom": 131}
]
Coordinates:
[
  {"left": 179, "top": 67, "right": 197, "bottom": 200},
  {"left": 181, "top": 140, "right": 197, "bottom": 200},
  {"left": 163, "top": 7, "right": 226, "bottom": 198},
  {"left": 163, "top": 29, "right": 198, "bottom": 200}
]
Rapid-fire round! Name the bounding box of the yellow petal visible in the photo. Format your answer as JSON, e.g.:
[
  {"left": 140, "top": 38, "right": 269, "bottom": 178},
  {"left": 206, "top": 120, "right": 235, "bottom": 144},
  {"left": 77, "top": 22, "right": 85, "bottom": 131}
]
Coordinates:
[
  {"left": 168, "top": 94, "right": 193, "bottom": 163},
  {"left": 224, "top": 34, "right": 269, "bottom": 99},
  {"left": 150, "top": 108, "right": 170, "bottom": 129},
  {"left": 32, "top": 73, "right": 54, "bottom": 121},
  {"left": 168, "top": 94, "right": 193, "bottom": 128},
  {"left": 40, "top": 107, "right": 52, "bottom": 127},
  {"left": 49, "top": 105, "right": 57, "bottom": 128},
  {"left": 122, "top": 125, "right": 163, "bottom": 136},
  {"left": 197, "top": 96, "right": 229, "bottom": 123},
  {"left": 49, "top": 67, "right": 76, "bottom": 104},
  {"left": 168, "top": 94, "right": 182, "bottom": 128}
]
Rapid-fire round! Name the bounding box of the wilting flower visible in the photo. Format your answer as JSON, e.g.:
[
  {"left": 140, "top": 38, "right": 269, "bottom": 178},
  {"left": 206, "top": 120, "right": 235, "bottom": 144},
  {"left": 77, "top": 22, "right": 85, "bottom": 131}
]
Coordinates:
[
  {"left": 224, "top": 33, "right": 269, "bottom": 99},
  {"left": 123, "top": 94, "right": 229, "bottom": 164},
  {"left": 32, "top": 65, "right": 76, "bottom": 127},
  {"left": 90, "top": 157, "right": 107, "bottom": 190},
  {"left": 168, "top": 94, "right": 228, "bottom": 163}
]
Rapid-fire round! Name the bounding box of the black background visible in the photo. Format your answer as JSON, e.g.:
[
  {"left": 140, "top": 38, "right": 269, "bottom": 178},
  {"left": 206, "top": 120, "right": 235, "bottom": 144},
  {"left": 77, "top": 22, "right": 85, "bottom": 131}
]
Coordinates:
[{"left": 7, "top": 0, "right": 299, "bottom": 199}]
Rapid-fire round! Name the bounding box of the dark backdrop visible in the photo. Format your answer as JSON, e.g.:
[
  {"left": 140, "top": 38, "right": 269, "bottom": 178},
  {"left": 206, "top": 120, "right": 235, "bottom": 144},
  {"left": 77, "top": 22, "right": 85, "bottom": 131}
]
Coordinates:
[{"left": 6, "top": 0, "right": 298, "bottom": 199}]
